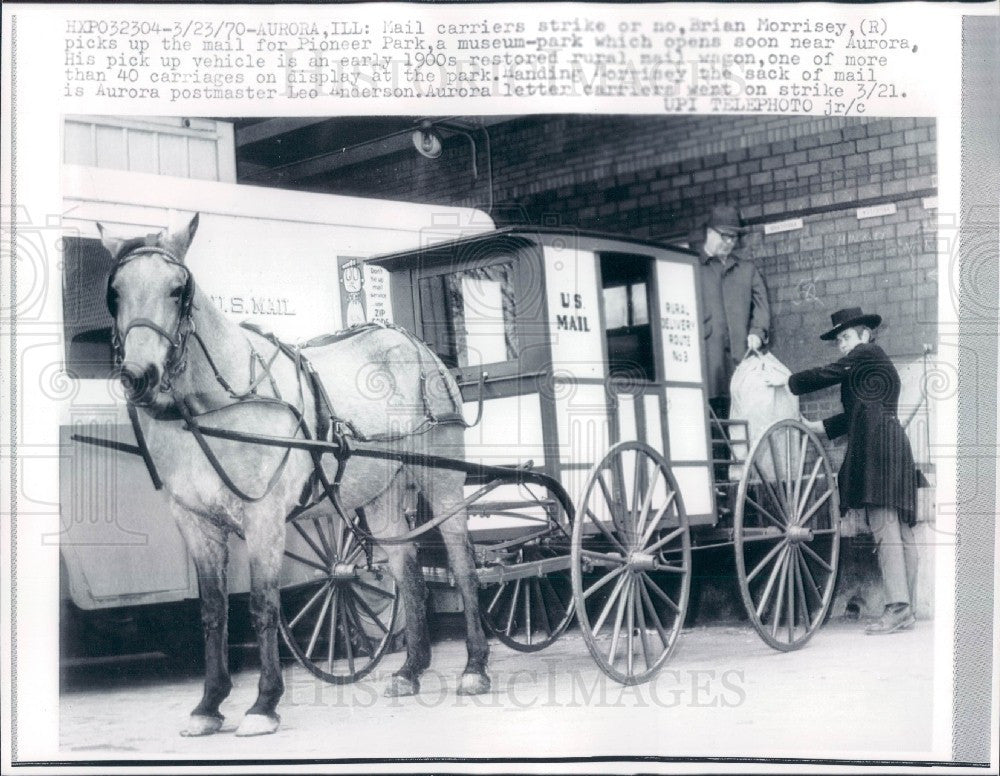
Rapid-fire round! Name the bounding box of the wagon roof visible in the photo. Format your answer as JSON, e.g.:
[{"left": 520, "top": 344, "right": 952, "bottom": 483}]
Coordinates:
[{"left": 368, "top": 225, "right": 697, "bottom": 271}]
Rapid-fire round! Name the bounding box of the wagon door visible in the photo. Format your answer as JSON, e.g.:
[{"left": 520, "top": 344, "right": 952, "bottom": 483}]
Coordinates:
[
  {"left": 647, "top": 253, "right": 715, "bottom": 524},
  {"left": 599, "top": 250, "right": 715, "bottom": 526}
]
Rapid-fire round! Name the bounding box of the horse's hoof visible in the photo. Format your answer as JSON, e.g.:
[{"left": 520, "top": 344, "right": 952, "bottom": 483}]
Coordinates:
[
  {"left": 235, "top": 713, "right": 280, "bottom": 737},
  {"left": 457, "top": 672, "right": 491, "bottom": 696},
  {"left": 384, "top": 674, "right": 419, "bottom": 697},
  {"left": 180, "top": 714, "right": 223, "bottom": 737}
]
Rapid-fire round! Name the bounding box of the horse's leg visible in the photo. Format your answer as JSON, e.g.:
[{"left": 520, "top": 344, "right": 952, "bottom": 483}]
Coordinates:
[
  {"left": 383, "top": 542, "right": 431, "bottom": 696},
  {"left": 235, "top": 507, "right": 285, "bottom": 736},
  {"left": 365, "top": 475, "right": 431, "bottom": 697},
  {"left": 427, "top": 476, "right": 491, "bottom": 695},
  {"left": 173, "top": 509, "right": 232, "bottom": 736}
]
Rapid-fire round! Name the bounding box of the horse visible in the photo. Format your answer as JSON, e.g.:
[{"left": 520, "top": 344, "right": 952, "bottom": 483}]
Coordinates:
[{"left": 98, "top": 213, "right": 490, "bottom": 736}]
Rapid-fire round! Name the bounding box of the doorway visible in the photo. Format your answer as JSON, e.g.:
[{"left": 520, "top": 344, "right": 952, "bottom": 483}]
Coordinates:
[{"left": 600, "top": 253, "right": 655, "bottom": 383}]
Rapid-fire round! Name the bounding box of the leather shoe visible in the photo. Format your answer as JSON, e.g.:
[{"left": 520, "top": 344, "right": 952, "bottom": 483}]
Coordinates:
[{"left": 865, "top": 605, "right": 915, "bottom": 635}]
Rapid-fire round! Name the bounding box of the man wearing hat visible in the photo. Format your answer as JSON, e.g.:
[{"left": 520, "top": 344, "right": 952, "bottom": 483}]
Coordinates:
[
  {"left": 767, "top": 307, "right": 919, "bottom": 635},
  {"left": 696, "top": 204, "right": 770, "bottom": 417}
]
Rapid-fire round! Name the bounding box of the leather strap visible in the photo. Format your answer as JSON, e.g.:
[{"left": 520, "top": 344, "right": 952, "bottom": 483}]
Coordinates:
[
  {"left": 127, "top": 401, "right": 163, "bottom": 490},
  {"left": 175, "top": 396, "right": 295, "bottom": 503}
]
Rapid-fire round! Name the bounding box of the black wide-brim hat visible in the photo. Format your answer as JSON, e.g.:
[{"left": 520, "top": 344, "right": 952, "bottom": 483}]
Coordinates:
[{"left": 820, "top": 307, "right": 883, "bottom": 340}]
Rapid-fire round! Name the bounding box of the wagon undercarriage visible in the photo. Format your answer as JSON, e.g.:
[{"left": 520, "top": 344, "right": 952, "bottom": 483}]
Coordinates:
[{"left": 192, "top": 413, "right": 842, "bottom": 686}]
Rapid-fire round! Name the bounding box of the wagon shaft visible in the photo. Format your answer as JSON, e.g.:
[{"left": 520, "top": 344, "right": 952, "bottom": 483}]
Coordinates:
[{"left": 476, "top": 554, "right": 572, "bottom": 585}]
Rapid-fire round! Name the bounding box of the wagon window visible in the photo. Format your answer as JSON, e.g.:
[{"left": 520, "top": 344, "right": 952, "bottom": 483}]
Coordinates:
[
  {"left": 62, "top": 235, "right": 116, "bottom": 378},
  {"left": 603, "top": 282, "right": 649, "bottom": 329},
  {"left": 601, "top": 254, "right": 655, "bottom": 382},
  {"left": 417, "top": 261, "right": 518, "bottom": 369}
]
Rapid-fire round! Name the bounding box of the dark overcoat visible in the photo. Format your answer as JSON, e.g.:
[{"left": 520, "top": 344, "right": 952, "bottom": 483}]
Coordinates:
[
  {"left": 698, "top": 250, "right": 770, "bottom": 399},
  {"left": 787, "top": 342, "right": 918, "bottom": 524}
]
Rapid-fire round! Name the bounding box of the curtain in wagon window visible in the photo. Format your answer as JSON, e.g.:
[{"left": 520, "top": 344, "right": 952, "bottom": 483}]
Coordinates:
[
  {"left": 444, "top": 262, "right": 518, "bottom": 368},
  {"left": 418, "top": 262, "right": 519, "bottom": 369}
]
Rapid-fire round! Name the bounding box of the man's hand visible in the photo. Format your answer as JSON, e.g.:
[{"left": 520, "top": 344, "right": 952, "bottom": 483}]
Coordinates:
[
  {"left": 801, "top": 418, "right": 825, "bottom": 435},
  {"left": 747, "top": 333, "right": 763, "bottom": 352},
  {"left": 763, "top": 372, "right": 788, "bottom": 388}
]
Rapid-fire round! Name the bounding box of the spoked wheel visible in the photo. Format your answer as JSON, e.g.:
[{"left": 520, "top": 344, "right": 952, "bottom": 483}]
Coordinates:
[
  {"left": 279, "top": 511, "right": 400, "bottom": 683},
  {"left": 735, "top": 419, "right": 841, "bottom": 651},
  {"left": 571, "top": 441, "right": 692, "bottom": 685},
  {"left": 478, "top": 482, "right": 574, "bottom": 652},
  {"left": 479, "top": 545, "right": 574, "bottom": 652}
]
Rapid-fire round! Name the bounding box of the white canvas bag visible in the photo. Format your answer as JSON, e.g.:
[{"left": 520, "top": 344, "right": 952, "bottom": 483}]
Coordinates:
[{"left": 728, "top": 351, "right": 800, "bottom": 482}]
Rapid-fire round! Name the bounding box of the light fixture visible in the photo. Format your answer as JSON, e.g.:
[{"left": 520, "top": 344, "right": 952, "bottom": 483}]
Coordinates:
[
  {"left": 409, "top": 118, "right": 492, "bottom": 213},
  {"left": 412, "top": 121, "right": 443, "bottom": 159},
  {"left": 245, "top": 116, "right": 493, "bottom": 215}
]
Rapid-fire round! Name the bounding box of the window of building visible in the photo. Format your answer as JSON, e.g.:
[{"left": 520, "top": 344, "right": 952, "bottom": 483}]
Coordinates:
[
  {"left": 601, "top": 253, "right": 655, "bottom": 382},
  {"left": 64, "top": 116, "right": 236, "bottom": 181},
  {"left": 62, "top": 236, "right": 116, "bottom": 378},
  {"left": 417, "top": 260, "right": 519, "bottom": 369}
]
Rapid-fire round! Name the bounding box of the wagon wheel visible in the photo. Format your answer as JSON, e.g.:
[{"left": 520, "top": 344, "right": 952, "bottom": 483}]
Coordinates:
[
  {"left": 279, "top": 511, "right": 400, "bottom": 684},
  {"left": 734, "top": 418, "right": 841, "bottom": 651},
  {"left": 478, "top": 484, "right": 575, "bottom": 652},
  {"left": 571, "top": 441, "right": 691, "bottom": 685}
]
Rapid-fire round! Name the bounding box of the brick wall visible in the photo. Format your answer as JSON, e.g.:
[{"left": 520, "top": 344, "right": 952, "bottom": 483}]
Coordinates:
[
  {"left": 320, "top": 116, "right": 934, "bottom": 229},
  {"left": 743, "top": 194, "right": 937, "bottom": 432}
]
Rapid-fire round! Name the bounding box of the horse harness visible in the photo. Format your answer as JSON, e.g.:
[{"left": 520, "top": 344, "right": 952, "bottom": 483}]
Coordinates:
[
  {"left": 107, "top": 244, "right": 196, "bottom": 393},
  {"left": 108, "top": 244, "right": 477, "bottom": 555}
]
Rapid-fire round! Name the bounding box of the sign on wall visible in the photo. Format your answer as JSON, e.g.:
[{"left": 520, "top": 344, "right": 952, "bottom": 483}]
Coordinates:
[
  {"left": 338, "top": 256, "right": 392, "bottom": 328},
  {"left": 339, "top": 256, "right": 367, "bottom": 327},
  {"left": 363, "top": 262, "right": 391, "bottom": 324}
]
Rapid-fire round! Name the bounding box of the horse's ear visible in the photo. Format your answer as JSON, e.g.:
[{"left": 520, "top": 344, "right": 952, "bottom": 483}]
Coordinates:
[
  {"left": 96, "top": 222, "right": 125, "bottom": 260},
  {"left": 162, "top": 213, "right": 200, "bottom": 260}
]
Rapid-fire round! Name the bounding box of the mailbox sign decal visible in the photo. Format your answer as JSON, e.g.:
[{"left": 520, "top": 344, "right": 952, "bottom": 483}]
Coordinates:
[
  {"left": 655, "top": 260, "right": 702, "bottom": 384},
  {"left": 338, "top": 256, "right": 391, "bottom": 328},
  {"left": 363, "top": 262, "right": 391, "bottom": 324}
]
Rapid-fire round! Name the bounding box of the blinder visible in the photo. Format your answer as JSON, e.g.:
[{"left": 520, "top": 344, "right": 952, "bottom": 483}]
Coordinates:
[{"left": 106, "top": 244, "right": 196, "bottom": 385}]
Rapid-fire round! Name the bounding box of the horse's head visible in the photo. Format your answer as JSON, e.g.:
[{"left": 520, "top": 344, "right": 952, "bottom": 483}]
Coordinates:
[{"left": 99, "top": 214, "right": 200, "bottom": 408}]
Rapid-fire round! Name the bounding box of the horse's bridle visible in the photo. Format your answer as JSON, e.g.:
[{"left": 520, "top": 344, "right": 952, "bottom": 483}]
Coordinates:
[{"left": 106, "top": 245, "right": 196, "bottom": 393}]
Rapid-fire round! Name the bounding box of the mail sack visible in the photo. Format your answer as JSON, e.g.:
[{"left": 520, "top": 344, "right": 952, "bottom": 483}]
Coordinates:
[{"left": 728, "top": 352, "right": 800, "bottom": 482}]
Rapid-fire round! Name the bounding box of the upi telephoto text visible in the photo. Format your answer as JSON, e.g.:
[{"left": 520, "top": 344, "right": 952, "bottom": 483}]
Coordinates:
[{"left": 64, "top": 12, "right": 916, "bottom": 114}]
